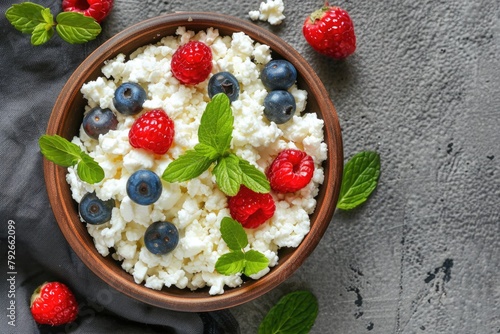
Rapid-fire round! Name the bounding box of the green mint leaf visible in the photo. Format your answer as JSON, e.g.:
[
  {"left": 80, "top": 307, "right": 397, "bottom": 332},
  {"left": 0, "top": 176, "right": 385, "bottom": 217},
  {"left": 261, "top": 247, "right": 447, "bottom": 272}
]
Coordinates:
[
  {"left": 39, "top": 135, "right": 104, "bottom": 184},
  {"left": 31, "top": 14, "right": 54, "bottom": 46},
  {"left": 41, "top": 7, "right": 53, "bottom": 25},
  {"left": 194, "top": 143, "right": 220, "bottom": 160},
  {"left": 39, "top": 134, "right": 83, "bottom": 167},
  {"left": 220, "top": 217, "right": 248, "bottom": 251},
  {"left": 77, "top": 153, "right": 105, "bottom": 184},
  {"left": 5, "top": 2, "right": 46, "bottom": 34},
  {"left": 162, "top": 147, "right": 217, "bottom": 182},
  {"left": 258, "top": 291, "right": 319, "bottom": 334},
  {"left": 243, "top": 250, "right": 269, "bottom": 276},
  {"left": 337, "top": 151, "right": 380, "bottom": 210},
  {"left": 216, "top": 217, "right": 270, "bottom": 277},
  {"left": 55, "top": 12, "right": 101, "bottom": 44},
  {"left": 31, "top": 23, "right": 52, "bottom": 46},
  {"left": 215, "top": 250, "right": 245, "bottom": 275},
  {"left": 198, "top": 93, "right": 233, "bottom": 155},
  {"left": 238, "top": 158, "right": 270, "bottom": 193},
  {"left": 213, "top": 154, "right": 242, "bottom": 196}
]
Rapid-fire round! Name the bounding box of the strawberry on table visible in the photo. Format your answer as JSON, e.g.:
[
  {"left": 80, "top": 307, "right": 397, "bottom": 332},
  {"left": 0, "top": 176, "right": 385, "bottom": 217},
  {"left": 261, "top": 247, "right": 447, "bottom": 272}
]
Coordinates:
[
  {"left": 30, "top": 282, "right": 78, "bottom": 326},
  {"left": 302, "top": 2, "right": 356, "bottom": 59},
  {"left": 62, "top": 0, "right": 114, "bottom": 23}
]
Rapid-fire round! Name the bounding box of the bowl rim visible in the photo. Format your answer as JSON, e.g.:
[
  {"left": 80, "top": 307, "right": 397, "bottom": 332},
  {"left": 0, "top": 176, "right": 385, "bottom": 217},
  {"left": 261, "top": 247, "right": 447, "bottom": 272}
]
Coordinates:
[{"left": 44, "top": 11, "right": 343, "bottom": 312}]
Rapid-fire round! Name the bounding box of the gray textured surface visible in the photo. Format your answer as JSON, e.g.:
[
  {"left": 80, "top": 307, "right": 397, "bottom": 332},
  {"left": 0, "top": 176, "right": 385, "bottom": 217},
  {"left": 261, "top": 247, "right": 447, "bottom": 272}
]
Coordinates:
[{"left": 108, "top": 0, "right": 499, "bottom": 332}]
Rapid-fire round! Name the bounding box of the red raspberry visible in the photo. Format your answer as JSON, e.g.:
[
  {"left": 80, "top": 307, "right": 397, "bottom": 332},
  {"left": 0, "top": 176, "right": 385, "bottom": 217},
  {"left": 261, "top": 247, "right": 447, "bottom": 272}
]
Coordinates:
[
  {"left": 30, "top": 282, "right": 78, "bottom": 326},
  {"left": 228, "top": 186, "right": 276, "bottom": 229},
  {"left": 129, "top": 109, "right": 175, "bottom": 155},
  {"left": 171, "top": 41, "right": 213, "bottom": 85},
  {"left": 62, "top": 0, "right": 114, "bottom": 23},
  {"left": 267, "top": 149, "right": 315, "bottom": 193},
  {"left": 302, "top": 3, "right": 356, "bottom": 59}
]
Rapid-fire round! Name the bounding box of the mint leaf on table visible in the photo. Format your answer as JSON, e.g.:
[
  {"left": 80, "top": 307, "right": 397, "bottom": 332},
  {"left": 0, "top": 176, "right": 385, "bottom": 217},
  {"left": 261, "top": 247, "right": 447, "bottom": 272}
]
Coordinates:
[
  {"left": 337, "top": 151, "right": 381, "bottom": 210},
  {"left": 5, "top": 2, "right": 46, "bottom": 34},
  {"left": 215, "top": 217, "right": 269, "bottom": 276},
  {"left": 39, "top": 134, "right": 104, "bottom": 184},
  {"left": 30, "top": 8, "right": 54, "bottom": 46},
  {"left": 55, "top": 12, "right": 101, "bottom": 44},
  {"left": 258, "top": 291, "right": 319, "bottom": 334},
  {"left": 162, "top": 93, "right": 270, "bottom": 195},
  {"left": 5, "top": 2, "right": 101, "bottom": 46},
  {"left": 198, "top": 93, "right": 233, "bottom": 155}
]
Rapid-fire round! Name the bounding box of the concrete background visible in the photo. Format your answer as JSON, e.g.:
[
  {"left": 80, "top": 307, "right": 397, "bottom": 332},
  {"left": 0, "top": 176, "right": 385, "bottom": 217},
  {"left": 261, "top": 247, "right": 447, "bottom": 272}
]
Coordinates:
[
  {"left": 4, "top": 0, "right": 498, "bottom": 333},
  {"left": 106, "top": 1, "right": 499, "bottom": 332}
]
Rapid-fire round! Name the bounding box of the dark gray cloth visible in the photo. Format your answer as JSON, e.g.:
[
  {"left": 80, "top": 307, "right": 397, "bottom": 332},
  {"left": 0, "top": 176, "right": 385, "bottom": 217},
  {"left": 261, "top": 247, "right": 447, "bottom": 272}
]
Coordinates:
[{"left": 0, "top": 1, "right": 239, "bottom": 333}]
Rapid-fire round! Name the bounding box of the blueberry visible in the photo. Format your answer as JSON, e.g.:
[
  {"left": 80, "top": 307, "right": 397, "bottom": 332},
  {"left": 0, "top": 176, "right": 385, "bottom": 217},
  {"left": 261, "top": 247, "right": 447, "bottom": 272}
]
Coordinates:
[
  {"left": 208, "top": 72, "right": 240, "bottom": 102},
  {"left": 263, "top": 90, "right": 296, "bottom": 124},
  {"left": 113, "top": 82, "right": 147, "bottom": 115},
  {"left": 79, "top": 192, "right": 115, "bottom": 225},
  {"left": 126, "top": 170, "right": 162, "bottom": 205},
  {"left": 260, "top": 60, "right": 297, "bottom": 91},
  {"left": 82, "top": 107, "right": 118, "bottom": 139},
  {"left": 144, "top": 221, "right": 179, "bottom": 255}
]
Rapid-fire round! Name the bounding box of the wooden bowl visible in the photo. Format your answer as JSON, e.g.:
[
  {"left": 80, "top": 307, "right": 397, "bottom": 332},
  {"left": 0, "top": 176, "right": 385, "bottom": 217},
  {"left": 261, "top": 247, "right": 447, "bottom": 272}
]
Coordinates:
[{"left": 44, "top": 12, "right": 343, "bottom": 312}]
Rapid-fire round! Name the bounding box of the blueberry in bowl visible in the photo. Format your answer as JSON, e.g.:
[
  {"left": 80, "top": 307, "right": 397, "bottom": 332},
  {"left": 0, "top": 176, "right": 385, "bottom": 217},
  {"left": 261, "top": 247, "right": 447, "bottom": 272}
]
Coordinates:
[
  {"left": 263, "top": 90, "right": 297, "bottom": 124},
  {"left": 260, "top": 59, "right": 298, "bottom": 91},
  {"left": 126, "top": 170, "right": 162, "bottom": 206},
  {"left": 208, "top": 72, "right": 240, "bottom": 102},
  {"left": 78, "top": 192, "right": 114, "bottom": 225},
  {"left": 82, "top": 106, "right": 118, "bottom": 139},
  {"left": 144, "top": 221, "right": 180, "bottom": 255},
  {"left": 113, "top": 82, "right": 147, "bottom": 115}
]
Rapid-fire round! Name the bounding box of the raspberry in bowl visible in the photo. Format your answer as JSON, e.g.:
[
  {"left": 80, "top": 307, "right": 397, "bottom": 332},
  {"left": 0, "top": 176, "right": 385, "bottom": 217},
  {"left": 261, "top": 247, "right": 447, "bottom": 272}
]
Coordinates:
[{"left": 43, "top": 12, "right": 343, "bottom": 312}]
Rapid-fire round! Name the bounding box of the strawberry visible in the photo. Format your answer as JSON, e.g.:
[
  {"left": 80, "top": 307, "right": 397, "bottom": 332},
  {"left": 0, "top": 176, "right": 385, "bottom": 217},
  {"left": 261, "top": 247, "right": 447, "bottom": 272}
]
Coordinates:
[
  {"left": 62, "top": 0, "right": 114, "bottom": 23},
  {"left": 267, "top": 149, "right": 315, "bottom": 193},
  {"left": 228, "top": 186, "right": 276, "bottom": 228},
  {"left": 302, "top": 2, "right": 356, "bottom": 59},
  {"left": 171, "top": 41, "right": 213, "bottom": 85},
  {"left": 30, "top": 282, "right": 78, "bottom": 326},
  {"left": 129, "top": 109, "right": 175, "bottom": 155}
]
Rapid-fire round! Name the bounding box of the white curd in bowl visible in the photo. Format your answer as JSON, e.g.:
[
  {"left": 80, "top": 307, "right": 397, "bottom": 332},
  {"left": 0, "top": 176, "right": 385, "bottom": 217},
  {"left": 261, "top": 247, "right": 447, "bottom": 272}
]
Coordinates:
[{"left": 66, "top": 26, "right": 327, "bottom": 295}]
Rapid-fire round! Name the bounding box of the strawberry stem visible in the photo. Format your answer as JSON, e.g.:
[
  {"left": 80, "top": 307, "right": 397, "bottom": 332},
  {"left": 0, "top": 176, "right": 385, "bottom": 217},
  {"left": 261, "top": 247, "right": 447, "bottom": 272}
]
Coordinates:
[
  {"left": 309, "top": 6, "right": 330, "bottom": 22},
  {"left": 30, "top": 283, "right": 45, "bottom": 307}
]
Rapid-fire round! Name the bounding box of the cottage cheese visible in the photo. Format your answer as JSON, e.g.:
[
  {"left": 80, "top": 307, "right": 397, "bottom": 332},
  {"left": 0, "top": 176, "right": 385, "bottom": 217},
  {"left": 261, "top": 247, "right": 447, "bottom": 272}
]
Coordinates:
[
  {"left": 249, "top": 0, "right": 285, "bottom": 25},
  {"left": 67, "top": 27, "right": 327, "bottom": 295}
]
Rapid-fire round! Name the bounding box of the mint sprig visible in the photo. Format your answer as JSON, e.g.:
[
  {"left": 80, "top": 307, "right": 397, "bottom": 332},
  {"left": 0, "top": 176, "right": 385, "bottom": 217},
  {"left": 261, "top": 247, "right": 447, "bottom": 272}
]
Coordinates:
[
  {"left": 258, "top": 291, "right": 319, "bottom": 334},
  {"left": 5, "top": 2, "right": 101, "bottom": 46},
  {"left": 215, "top": 217, "right": 269, "bottom": 276},
  {"left": 39, "top": 134, "right": 104, "bottom": 184},
  {"left": 162, "top": 93, "right": 270, "bottom": 196},
  {"left": 337, "top": 151, "right": 381, "bottom": 210},
  {"left": 4, "top": 2, "right": 45, "bottom": 34},
  {"left": 31, "top": 8, "right": 54, "bottom": 45}
]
